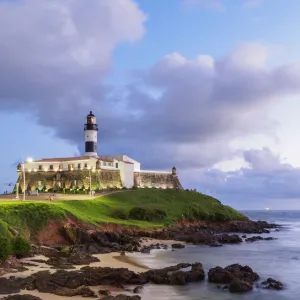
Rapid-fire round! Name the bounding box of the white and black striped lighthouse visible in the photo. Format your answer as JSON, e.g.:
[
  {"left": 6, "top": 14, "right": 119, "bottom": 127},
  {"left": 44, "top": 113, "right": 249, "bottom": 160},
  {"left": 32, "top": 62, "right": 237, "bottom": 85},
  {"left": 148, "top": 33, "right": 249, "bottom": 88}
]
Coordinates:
[{"left": 84, "top": 111, "right": 98, "bottom": 157}]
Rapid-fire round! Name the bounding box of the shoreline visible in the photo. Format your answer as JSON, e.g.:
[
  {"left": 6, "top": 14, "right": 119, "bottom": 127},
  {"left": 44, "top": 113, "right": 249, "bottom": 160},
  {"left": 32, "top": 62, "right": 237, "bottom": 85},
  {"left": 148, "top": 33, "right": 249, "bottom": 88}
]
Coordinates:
[{"left": 0, "top": 220, "right": 283, "bottom": 299}]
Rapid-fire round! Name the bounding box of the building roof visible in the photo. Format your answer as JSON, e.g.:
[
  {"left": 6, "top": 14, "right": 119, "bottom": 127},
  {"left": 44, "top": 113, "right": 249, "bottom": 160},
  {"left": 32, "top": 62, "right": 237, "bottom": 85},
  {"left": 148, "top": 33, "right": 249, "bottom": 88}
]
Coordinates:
[
  {"left": 34, "top": 156, "right": 95, "bottom": 163},
  {"left": 123, "top": 161, "right": 134, "bottom": 164},
  {"left": 98, "top": 156, "right": 114, "bottom": 162}
]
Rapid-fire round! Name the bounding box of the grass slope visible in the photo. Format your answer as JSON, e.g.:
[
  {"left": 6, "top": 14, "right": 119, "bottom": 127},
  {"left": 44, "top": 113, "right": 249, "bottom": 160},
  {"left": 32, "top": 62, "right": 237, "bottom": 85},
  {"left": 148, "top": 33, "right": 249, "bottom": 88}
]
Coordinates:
[{"left": 0, "top": 189, "right": 246, "bottom": 236}]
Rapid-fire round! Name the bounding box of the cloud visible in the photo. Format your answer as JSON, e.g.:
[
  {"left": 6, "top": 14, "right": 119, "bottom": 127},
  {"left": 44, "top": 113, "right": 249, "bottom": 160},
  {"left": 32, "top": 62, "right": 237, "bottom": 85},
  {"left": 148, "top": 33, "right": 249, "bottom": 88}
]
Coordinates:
[
  {"left": 189, "top": 148, "right": 300, "bottom": 209},
  {"left": 1, "top": 1, "right": 300, "bottom": 205},
  {"left": 182, "top": 0, "right": 225, "bottom": 11}
]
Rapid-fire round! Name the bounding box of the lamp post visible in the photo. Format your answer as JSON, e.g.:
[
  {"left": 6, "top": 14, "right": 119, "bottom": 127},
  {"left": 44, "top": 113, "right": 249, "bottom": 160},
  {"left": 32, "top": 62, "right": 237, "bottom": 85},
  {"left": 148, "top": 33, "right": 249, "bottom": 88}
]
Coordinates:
[
  {"left": 22, "top": 162, "right": 26, "bottom": 201},
  {"left": 15, "top": 182, "right": 19, "bottom": 200}
]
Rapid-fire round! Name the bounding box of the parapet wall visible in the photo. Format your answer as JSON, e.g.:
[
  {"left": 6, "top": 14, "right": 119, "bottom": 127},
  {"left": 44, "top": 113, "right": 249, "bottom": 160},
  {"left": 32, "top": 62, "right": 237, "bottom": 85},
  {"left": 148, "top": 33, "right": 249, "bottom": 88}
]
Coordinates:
[
  {"left": 16, "top": 169, "right": 122, "bottom": 192},
  {"left": 134, "top": 172, "right": 183, "bottom": 189}
]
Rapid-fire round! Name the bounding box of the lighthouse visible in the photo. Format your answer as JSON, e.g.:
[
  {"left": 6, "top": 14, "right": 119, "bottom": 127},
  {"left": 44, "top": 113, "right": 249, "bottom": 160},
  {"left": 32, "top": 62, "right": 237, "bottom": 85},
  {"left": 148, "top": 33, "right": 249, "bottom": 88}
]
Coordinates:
[{"left": 84, "top": 111, "right": 98, "bottom": 157}]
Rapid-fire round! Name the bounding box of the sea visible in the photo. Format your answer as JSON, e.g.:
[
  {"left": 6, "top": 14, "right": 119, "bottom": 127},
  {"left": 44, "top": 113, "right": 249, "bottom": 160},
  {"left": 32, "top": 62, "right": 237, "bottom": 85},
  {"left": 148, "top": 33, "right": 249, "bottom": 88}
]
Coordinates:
[{"left": 133, "top": 210, "right": 300, "bottom": 300}]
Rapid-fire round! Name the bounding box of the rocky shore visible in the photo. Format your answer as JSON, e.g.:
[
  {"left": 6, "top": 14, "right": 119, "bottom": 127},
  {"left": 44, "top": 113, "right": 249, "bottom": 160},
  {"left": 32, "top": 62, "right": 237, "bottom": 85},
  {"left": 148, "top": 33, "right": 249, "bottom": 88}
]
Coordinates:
[{"left": 0, "top": 219, "right": 283, "bottom": 299}]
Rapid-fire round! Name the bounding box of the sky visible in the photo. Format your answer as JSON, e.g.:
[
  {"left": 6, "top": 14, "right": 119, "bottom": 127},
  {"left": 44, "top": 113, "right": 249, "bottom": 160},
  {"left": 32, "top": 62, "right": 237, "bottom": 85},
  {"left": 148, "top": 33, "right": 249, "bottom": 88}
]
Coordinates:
[{"left": 1, "top": 0, "right": 300, "bottom": 209}]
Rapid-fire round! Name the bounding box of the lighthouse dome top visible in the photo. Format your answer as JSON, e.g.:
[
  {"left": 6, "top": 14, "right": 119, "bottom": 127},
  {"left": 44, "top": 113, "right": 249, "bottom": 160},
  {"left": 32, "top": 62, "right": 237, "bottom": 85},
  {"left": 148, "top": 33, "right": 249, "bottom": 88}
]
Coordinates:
[{"left": 87, "top": 111, "right": 95, "bottom": 117}]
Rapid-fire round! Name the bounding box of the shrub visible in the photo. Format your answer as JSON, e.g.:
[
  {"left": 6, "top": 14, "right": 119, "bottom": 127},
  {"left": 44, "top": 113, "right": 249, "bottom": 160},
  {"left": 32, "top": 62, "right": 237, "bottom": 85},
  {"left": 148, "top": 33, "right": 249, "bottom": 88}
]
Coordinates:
[
  {"left": 0, "top": 236, "right": 12, "bottom": 263},
  {"left": 129, "top": 207, "right": 167, "bottom": 221},
  {"left": 11, "top": 237, "right": 31, "bottom": 258},
  {"left": 110, "top": 209, "right": 128, "bottom": 220}
]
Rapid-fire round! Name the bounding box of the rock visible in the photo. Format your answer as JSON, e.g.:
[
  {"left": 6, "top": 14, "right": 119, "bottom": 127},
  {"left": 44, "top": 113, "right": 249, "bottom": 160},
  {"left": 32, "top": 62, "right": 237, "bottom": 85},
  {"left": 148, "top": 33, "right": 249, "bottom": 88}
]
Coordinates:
[
  {"left": 208, "top": 264, "right": 259, "bottom": 286},
  {"left": 242, "top": 235, "right": 247, "bottom": 238},
  {"left": 171, "top": 243, "right": 185, "bottom": 249},
  {"left": 218, "top": 234, "right": 242, "bottom": 244},
  {"left": 208, "top": 267, "right": 234, "bottom": 284},
  {"left": 261, "top": 278, "right": 283, "bottom": 290},
  {"left": 54, "top": 286, "right": 97, "bottom": 297},
  {"left": 187, "top": 263, "right": 205, "bottom": 282},
  {"left": 102, "top": 297, "right": 115, "bottom": 300},
  {"left": 140, "top": 248, "right": 151, "bottom": 254},
  {"left": 225, "top": 264, "right": 259, "bottom": 282},
  {"left": 229, "top": 278, "right": 253, "bottom": 293},
  {"left": 103, "top": 296, "right": 141, "bottom": 300},
  {"left": 208, "top": 242, "right": 222, "bottom": 247},
  {"left": 133, "top": 285, "right": 143, "bottom": 293},
  {"left": 0, "top": 295, "right": 42, "bottom": 300},
  {"left": 169, "top": 271, "right": 187, "bottom": 285},
  {"left": 120, "top": 251, "right": 126, "bottom": 256},
  {"left": 245, "top": 236, "right": 275, "bottom": 243},
  {"left": 99, "top": 289, "right": 111, "bottom": 295},
  {"left": 0, "top": 278, "right": 22, "bottom": 294}
]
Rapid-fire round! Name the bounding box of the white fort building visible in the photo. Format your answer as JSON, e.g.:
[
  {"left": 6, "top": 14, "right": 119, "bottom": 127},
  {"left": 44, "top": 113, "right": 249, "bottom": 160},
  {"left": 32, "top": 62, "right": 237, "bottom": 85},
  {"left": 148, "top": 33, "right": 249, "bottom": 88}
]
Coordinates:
[{"left": 16, "top": 112, "right": 183, "bottom": 193}]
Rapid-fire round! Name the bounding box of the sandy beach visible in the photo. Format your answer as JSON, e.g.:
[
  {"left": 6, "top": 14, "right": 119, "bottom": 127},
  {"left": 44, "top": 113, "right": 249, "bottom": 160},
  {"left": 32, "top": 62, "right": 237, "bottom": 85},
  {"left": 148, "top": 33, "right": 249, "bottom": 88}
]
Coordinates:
[{"left": 1, "top": 241, "right": 177, "bottom": 300}]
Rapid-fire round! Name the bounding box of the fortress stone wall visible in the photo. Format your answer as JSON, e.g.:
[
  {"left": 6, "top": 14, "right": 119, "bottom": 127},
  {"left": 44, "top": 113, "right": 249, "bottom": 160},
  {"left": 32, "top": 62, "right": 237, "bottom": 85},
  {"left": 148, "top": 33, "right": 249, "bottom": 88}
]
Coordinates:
[
  {"left": 16, "top": 169, "right": 122, "bottom": 192},
  {"left": 134, "top": 172, "right": 183, "bottom": 190}
]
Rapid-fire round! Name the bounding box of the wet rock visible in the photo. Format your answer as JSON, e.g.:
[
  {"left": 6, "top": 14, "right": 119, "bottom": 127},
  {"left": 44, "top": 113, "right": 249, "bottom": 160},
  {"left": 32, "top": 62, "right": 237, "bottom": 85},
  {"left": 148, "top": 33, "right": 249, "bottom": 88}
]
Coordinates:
[
  {"left": 208, "top": 267, "right": 234, "bottom": 284},
  {"left": 0, "top": 278, "right": 22, "bottom": 294},
  {"left": 229, "top": 278, "right": 253, "bottom": 293},
  {"left": 0, "top": 295, "right": 42, "bottom": 300},
  {"left": 208, "top": 242, "right": 222, "bottom": 247},
  {"left": 169, "top": 271, "right": 187, "bottom": 285},
  {"left": 245, "top": 236, "right": 276, "bottom": 243},
  {"left": 99, "top": 289, "right": 111, "bottom": 295},
  {"left": 218, "top": 234, "right": 242, "bottom": 244},
  {"left": 145, "top": 262, "right": 205, "bottom": 285},
  {"left": 171, "top": 243, "right": 185, "bottom": 249},
  {"left": 261, "top": 278, "right": 283, "bottom": 290},
  {"left": 187, "top": 263, "right": 205, "bottom": 282},
  {"left": 242, "top": 235, "right": 247, "bottom": 238},
  {"left": 225, "top": 264, "right": 259, "bottom": 282},
  {"left": 209, "top": 264, "right": 259, "bottom": 293},
  {"left": 103, "top": 296, "right": 141, "bottom": 300},
  {"left": 54, "top": 286, "right": 97, "bottom": 297},
  {"left": 133, "top": 285, "right": 143, "bottom": 293},
  {"left": 140, "top": 248, "right": 151, "bottom": 254}
]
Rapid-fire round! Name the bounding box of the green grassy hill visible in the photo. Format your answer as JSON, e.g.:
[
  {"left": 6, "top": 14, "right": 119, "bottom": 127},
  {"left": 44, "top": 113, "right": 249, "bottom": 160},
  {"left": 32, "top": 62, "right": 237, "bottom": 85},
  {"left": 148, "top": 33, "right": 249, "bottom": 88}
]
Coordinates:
[{"left": 0, "top": 189, "right": 246, "bottom": 237}]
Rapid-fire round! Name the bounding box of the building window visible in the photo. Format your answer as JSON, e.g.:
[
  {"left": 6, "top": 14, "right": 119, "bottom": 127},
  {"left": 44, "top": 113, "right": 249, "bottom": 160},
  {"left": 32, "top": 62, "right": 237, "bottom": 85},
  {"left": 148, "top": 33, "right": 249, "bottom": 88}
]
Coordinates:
[
  {"left": 68, "top": 164, "right": 74, "bottom": 170},
  {"left": 104, "top": 162, "right": 106, "bottom": 166},
  {"left": 38, "top": 165, "right": 42, "bottom": 170},
  {"left": 49, "top": 165, "right": 53, "bottom": 170},
  {"left": 78, "top": 163, "right": 81, "bottom": 169},
  {"left": 38, "top": 181, "right": 41, "bottom": 186},
  {"left": 59, "top": 164, "right": 63, "bottom": 170},
  {"left": 116, "top": 163, "right": 118, "bottom": 168},
  {"left": 58, "top": 182, "right": 61, "bottom": 188},
  {"left": 74, "top": 180, "right": 77, "bottom": 187},
  {"left": 84, "top": 163, "right": 88, "bottom": 169}
]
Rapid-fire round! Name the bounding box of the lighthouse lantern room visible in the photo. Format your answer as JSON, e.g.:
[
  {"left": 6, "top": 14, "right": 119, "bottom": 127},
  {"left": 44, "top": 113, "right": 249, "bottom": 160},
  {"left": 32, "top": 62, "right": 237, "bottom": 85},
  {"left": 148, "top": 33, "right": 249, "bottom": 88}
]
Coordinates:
[{"left": 84, "top": 111, "right": 98, "bottom": 157}]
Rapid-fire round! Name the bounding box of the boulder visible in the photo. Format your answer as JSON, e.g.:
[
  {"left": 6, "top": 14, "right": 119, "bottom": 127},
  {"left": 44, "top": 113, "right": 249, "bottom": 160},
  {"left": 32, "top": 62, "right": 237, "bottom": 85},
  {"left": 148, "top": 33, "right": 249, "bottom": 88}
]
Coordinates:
[
  {"left": 99, "top": 289, "right": 111, "bottom": 295},
  {"left": 133, "top": 285, "right": 143, "bottom": 293},
  {"left": 54, "top": 286, "right": 97, "bottom": 297},
  {"left": 171, "top": 243, "right": 185, "bottom": 249},
  {"left": 0, "top": 295, "right": 42, "bottom": 300},
  {"left": 208, "top": 267, "right": 234, "bottom": 284},
  {"left": 229, "top": 278, "right": 253, "bottom": 293},
  {"left": 261, "top": 278, "right": 283, "bottom": 290}
]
